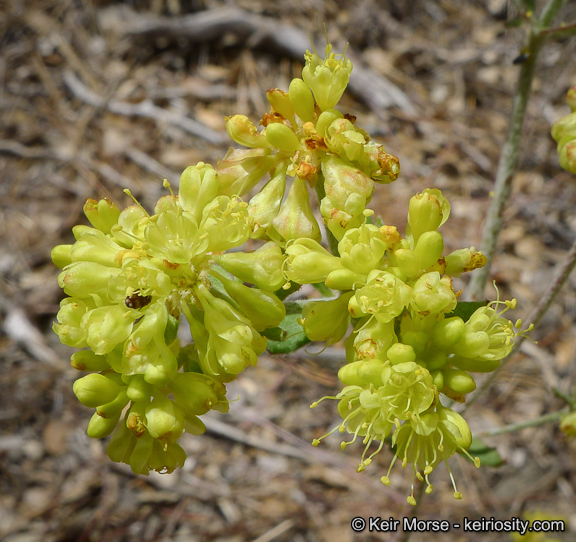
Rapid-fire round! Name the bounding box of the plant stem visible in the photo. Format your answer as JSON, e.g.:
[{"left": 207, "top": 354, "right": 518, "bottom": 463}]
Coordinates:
[
  {"left": 314, "top": 176, "right": 340, "bottom": 256},
  {"left": 464, "top": 236, "right": 576, "bottom": 412},
  {"left": 477, "top": 409, "right": 568, "bottom": 437},
  {"left": 466, "top": 0, "right": 567, "bottom": 300},
  {"left": 466, "top": 43, "right": 542, "bottom": 299}
]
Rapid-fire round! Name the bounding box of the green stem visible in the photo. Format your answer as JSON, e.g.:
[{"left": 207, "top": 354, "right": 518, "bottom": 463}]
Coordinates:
[
  {"left": 466, "top": 0, "right": 567, "bottom": 300},
  {"left": 477, "top": 409, "right": 568, "bottom": 438},
  {"left": 314, "top": 176, "right": 339, "bottom": 256}
]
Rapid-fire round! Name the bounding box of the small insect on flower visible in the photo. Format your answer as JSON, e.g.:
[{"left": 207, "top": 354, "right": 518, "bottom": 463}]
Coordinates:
[{"left": 125, "top": 293, "right": 152, "bottom": 309}]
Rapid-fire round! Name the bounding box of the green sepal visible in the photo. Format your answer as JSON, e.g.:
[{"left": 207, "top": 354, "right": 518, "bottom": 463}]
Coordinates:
[
  {"left": 87, "top": 410, "right": 121, "bottom": 439},
  {"left": 164, "top": 312, "right": 180, "bottom": 345},
  {"left": 465, "top": 438, "right": 504, "bottom": 467}
]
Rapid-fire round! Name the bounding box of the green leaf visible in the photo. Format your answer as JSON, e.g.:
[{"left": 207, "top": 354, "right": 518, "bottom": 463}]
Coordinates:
[
  {"left": 263, "top": 300, "right": 310, "bottom": 354},
  {"left": 465, "top": 438, "right": 504, "bottom": 467},
  {"left": 446, "top": 300, "right": 488, "bottom": 322}
]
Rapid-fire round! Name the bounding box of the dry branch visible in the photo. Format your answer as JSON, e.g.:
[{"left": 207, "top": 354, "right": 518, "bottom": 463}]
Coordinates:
[{"left": 62, "top": 71, "right": 227, "bottom": 145}]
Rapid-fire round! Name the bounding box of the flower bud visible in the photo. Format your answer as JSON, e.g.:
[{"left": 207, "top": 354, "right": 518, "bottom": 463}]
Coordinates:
[
  {"left": 185, "top": 415, "right": 208, "bottom": 435},
  {"left": 407, "top": 189, "right": 450, "bottom": 242},
  {"left": 288, "top": 78, "right": 315, "bottom": 123},
  {"left": 198, "top": 286, "right": 262, "bottom": 375},
  {"left": 431, "top": 369, "right": 444, "bottom": 390},
  {"left": 87, "top": 411, "right": 121, "bottom": 439},
  {"left": 431, "top": 317, "right": 466, "bottom": 348},
  {"left": 414, "top": 231, "right": 444, "bottom": 270},
  {"left": 53, "top": 297, "right": 94, "bottom": 348},
  {"left": 566, "top": 86, "right": 576, "bottom": 112},
  {"left": 225, "top": 114, "right": 270, "bottom": 148},
  {"left": 248, "top": 168, "right": 286, "bottom": 236},
  {"left": 394, "top": 248, "right": 422, "bottom": 278},
  {"left": 142, "top": 341, "right": 179, "bottom": 385},
  {"left": 560, "top": 411, "right": 576, "bottom": 438},
  {"left": 97, "top": 391, "right": 130, "bottom": 419},
  {"left": 145, "top": 396, "right": 185, "bottom": 443},
  {"left": 551, "top": 105, "right": 576, "bottom": 174},
  {"left": 73, "top": 373, "right": 123, "bottom": 408},
  {"left": 451, "top": 330, "right": 490, "bottom": 358},
  {"left": 217, "top": 274, "right": 286, "bottom": 332},
  {"left": 178, "top": 162, "right": 220, "bottom": 220},
  {"left": 172, "top": 372, "right": 224, "bottom": 416},
  {"left": 426, "top": 350, "right": 447, "bottom": 370},
  {"left": 126, "top": 375, "right": 154, "bottom": 402},
  {"left": 83, "top": 198, "right": 121, "bottom": 234},
  {"left": 302, "top": 43, "right": 353, "bottom": 111},
  {"left": 51, "top": 244, "right": 73, "bottom": 269},
  {"left": 266, "top": 88, "right": 296, "bottom": 124},
  {"left": 324, "top": 267, "right": 367, "bottom": 290},
  {"left": 83, "top": 305, "right": 138, "bottom": 355},
  {"left": 387, "top": 343, "right": 416, "bottom": 365},
  {"left": 357, "top": 358, "right": 388, "bottom": 387},
  {"left": 265, "top": 122, "right": 302, "bottom": 154},
  {"left": 285, "top": 238, "right": 343, "bottom": 285},
  {"left": 337, "top": 360, "right": 365, "bottom": 386},
  {"left": 58, "top": 261, "right": 120, "bottom": 298},
  {"left": 558, "top": 138, "right": 576, "bottom": 174},
  {"left": 441, "top": 368, "right": 476, "bottom": 395},
  {"left": 316, "top": 109, "right": 344, "bottom": 139},
  {"left": 272, "top": 177, "right": 321, "bottom": 242},
  {"left": 128, "top": 302, "right": 168, "bottom": 352},
  {"left": 444, "top": 248, "right": 487, "bottom": 276},
  {"left": 437, "top": 406, "right": 472, "bottom": 451},
  {"left": 300, "top": 293, "right": 353, "bottom": 345},
  {"left": 216, "top": 241, "right": 285, "bottom": 291},
  {"left": 70, "top": 229, "right": 125, "bottom": 268},
  {"left": 70, "top": 350, "right": 110, "bottom": 372}
]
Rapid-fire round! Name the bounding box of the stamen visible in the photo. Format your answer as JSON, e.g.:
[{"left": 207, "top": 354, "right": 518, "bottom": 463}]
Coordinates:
[{"left": 123, "top": 189, "right": 150, "bottom": 216}]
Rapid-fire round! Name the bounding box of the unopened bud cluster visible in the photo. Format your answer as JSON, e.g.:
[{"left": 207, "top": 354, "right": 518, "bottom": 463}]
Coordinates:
[{"left": 53, "top": 40, "right": 529, "bottom": 504}]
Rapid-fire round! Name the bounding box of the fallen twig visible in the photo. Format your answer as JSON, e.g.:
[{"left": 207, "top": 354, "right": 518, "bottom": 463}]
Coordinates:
[{"left": 63, "top": 71, "right": 227, "bottom": 145}]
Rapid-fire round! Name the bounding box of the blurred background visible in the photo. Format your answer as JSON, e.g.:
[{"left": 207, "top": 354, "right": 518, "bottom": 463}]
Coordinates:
[{"left": 1, "top": 0, "right": 575, "bottom": 540}]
